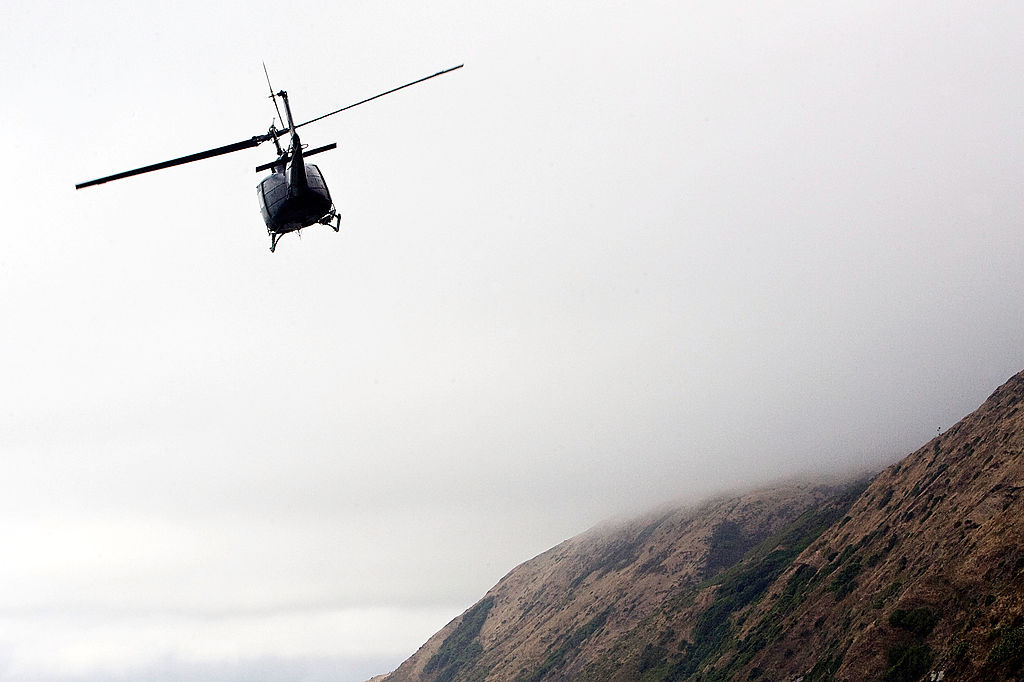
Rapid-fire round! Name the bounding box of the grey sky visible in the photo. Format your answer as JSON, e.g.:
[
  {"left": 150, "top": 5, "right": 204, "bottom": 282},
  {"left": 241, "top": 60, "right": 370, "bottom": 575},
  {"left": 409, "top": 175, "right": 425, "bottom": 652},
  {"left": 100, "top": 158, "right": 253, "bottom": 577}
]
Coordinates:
[{"left": 2, "top": 1, "right": 1024, "bottom": 679}]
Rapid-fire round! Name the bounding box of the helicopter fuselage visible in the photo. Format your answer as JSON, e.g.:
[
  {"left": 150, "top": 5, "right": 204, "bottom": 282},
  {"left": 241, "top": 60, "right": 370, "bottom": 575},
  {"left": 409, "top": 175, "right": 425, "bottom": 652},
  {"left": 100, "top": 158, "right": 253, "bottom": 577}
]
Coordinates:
[
  {"left": 256, "top": 101, "right": 340, "bottom": 251},
  {"left": 257, "top": 162, "right": 333, "bottom": 235}
]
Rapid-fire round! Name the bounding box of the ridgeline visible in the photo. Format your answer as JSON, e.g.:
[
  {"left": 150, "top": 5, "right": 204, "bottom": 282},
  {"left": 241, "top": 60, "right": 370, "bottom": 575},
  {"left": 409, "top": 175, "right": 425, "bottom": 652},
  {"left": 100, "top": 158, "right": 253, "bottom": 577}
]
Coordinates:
[{"left": 378, "top": 370, "right": 1024, "bottom": 681}]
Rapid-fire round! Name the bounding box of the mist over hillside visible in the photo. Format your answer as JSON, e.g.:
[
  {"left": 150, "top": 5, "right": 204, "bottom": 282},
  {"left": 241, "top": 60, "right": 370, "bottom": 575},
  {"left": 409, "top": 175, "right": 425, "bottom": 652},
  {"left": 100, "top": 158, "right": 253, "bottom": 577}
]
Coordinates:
[{"left": 377, "top": 369, "right": 1024, "bottom": 681}]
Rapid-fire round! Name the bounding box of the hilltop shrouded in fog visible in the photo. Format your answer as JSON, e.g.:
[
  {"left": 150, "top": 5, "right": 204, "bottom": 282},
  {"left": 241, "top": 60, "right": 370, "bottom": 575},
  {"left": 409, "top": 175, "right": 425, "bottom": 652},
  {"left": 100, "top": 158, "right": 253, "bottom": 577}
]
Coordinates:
[{"left": 380, "top": 369, "right": 1024, "bottom": 680}]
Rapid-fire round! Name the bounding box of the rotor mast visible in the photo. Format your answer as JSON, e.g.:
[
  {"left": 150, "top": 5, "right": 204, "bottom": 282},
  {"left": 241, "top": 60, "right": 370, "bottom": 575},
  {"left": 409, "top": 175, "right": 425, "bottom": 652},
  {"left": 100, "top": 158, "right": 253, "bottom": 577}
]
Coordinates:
[
  {"left": 277, "top": 90, "right": 297, "bottom": 137},
  {"left": 275, "top": 90, "right": 308, "bottom": 191}
]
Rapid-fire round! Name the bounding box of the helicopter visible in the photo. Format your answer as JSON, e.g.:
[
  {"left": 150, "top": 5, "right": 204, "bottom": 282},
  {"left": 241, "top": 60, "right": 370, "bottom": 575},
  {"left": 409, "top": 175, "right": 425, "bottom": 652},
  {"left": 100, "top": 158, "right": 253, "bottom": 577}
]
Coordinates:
[{"left": 76, "top": 64, "right": 463, "bottom": 252}]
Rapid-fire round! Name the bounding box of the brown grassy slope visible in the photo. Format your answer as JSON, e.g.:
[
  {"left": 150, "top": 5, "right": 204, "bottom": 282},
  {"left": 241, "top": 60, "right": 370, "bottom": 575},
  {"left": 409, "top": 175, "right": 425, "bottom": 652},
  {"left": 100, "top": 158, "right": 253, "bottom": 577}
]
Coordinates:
[
  {"left": 378, "top": 368, "right": 1024, "bottom": 682},
  {"left": 382, "top": 481, "right": 858, "bottom": 682},
  {"left": 720, "top": 368, "right": 1024, "bottom": 680}
]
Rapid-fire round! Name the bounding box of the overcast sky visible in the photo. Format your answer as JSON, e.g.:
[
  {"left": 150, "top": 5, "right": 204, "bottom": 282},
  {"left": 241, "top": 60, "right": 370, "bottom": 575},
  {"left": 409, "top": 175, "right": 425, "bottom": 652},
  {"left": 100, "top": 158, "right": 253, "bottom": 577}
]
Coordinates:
[{"left": 2, "top": 1, "right": 1024, "bottom": 680}]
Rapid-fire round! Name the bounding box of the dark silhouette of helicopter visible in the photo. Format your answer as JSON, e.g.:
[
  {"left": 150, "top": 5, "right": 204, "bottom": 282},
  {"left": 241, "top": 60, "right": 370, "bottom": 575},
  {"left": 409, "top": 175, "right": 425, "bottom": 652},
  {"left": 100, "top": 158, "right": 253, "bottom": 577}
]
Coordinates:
[{"left": 76, "top": 64, "right": 463, "bottom": 252}]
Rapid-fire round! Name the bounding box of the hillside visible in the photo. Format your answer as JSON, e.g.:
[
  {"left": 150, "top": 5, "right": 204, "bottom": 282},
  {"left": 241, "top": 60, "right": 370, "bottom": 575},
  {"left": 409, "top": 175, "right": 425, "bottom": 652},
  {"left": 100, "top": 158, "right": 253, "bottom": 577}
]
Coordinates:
[{"left": 379, "top": 370, "right": 1024, "bottom": 681}]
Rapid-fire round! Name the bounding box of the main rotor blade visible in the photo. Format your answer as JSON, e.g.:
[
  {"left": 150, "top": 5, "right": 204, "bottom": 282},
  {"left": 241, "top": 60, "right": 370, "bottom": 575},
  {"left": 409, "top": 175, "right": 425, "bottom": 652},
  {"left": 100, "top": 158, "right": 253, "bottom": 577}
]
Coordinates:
[
  {"left": 75, "top": 137, "right": 262, "bottom": 189},
  {"left": 75, "top": 64, "right": 463, "bottom": 189},
  {"left": 294, "top": 64, "right": 464, "bottom": 130}
]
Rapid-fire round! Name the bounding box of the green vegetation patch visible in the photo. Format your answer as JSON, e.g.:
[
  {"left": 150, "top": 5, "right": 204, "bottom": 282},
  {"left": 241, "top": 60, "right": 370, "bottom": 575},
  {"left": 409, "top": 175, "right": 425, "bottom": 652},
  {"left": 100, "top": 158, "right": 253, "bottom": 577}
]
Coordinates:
[
  {"left": 870, "top": 581, "right": 903, "bottom": 610},
  {"left": 888, "top": 607, "right": 939, "bottom": 637},
  {"left": 660, "top": 479, "right": 870, "bottom": 680},
  {"left": 804, "top": 647, "right": 844, "bottom": 682},
  {"left": 590, "top": 514, "right": 671, "bottom": 578},
  {"left": 828, "top": 557, "right": 862, "bottom": 601},
  {"left": 883, "top": 644, "right": 933, "bottom": 682},
  {"left": 519, "top": 607, "right": 613, "bottom": 682},
  {"left": 704, "top": 520, "right": 750, "bottom": 578},
  {"left": 424, "top": 597, "right": 495, "bottom": 682},
  {"left": 577, "top": 480, "right": 872, "bottom": 682},
  {"left": 986, "top": 626, "right": 1024, "bottom": 668},
  {"left": 637, "top": 643, "right": 671, "bottom": 676},
  {"left": 776, "top": 563, "right": 818, "bottom": 612}
]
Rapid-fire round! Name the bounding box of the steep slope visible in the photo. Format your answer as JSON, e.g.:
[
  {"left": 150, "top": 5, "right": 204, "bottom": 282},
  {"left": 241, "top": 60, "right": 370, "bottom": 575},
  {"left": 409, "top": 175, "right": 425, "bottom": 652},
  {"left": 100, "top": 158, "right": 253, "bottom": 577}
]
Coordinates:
[
  {"left": 383, "top": 480, "right": 866, "bottom": 682},
  {"left": 380, "top": 369, "right": 1024, "bottom": 682},
  {"left": 708, "top": 369, "right": 1024, "bottom": 680}
]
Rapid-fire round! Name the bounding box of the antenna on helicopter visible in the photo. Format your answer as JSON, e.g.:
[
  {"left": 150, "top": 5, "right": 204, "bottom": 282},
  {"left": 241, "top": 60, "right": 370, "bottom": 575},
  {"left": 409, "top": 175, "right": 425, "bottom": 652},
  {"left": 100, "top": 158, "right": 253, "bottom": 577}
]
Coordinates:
[
  {"left": 263, "top": 62, "right": 286, "bottom": 155},
  {"left": 262, "top": 62, "right": 285, "bottom": 128}
]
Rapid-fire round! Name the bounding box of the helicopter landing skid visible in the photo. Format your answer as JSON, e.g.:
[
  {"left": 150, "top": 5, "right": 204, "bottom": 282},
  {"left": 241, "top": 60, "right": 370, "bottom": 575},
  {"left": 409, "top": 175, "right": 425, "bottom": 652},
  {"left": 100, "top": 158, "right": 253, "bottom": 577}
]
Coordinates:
[
  {"left": 268, "top": 209, "right": 341, "bottom": 252},
  {"left": 318, "top": 208, "right": 341, "bottom": 233}
]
